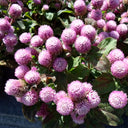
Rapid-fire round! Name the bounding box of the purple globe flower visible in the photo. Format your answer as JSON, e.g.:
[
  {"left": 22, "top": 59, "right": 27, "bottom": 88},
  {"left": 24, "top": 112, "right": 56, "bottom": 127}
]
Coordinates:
[
  {"left": 62, "top": 43, "right": 72, "bottom": 52},
  {"left": 107, "top": 49, "right": 124, "bottom": 64},
  {"left": 42, "top": 4, "right": 49, "bottom": 11},
  {"left": 68, "top": 80, "right": 86, "bottom": 101},
  {"left": 53, "top": 57, "right": 67, "bottom": 72},
  {"left": 97, "top": 19, "right": 106, "bottom": 29},
  {"left": 25, "top": 47, "right": 39, "bottom": 57},
  {"left": 87, "top": 3, "right": 93, "bottom": 12},
  {"left": 19, "top": 32, "right": 31, "bottom": 44},
  {"left": 90, "top": 9, "right": 102, "bottom": 21},
  {"left": 0, "top": 31, "right": 4, "bottom": 40},
  {"left": 38, "top": 25, "right": 53, "bottom": 40},
  {"left": 33, "top": 0, "right": 41, "bottom": 4},
  {"left": 101, "top": 0, "right": 109, "bottom": 11},
  {"left": 70, "top": 19, "right": 84, "bottom": 35},
  {"left": 46, "top": 37, "right": 62, "bottom": 55},
  {"left": 14, "top": 48, "right": 32, "bottom": 65},
  {"left": 38, "top": 50, "right": 52, "bottom": 67},
  {"left": 109, "top": 31, "right": 120, "bottom": 40},
  {"left": 121, "top": 12, "right": 128, "bottom": 18},
  {"left": 105, "top": 20, "right": 117, "bottom": 31},
  {"left": 15, "top": 65, "right": 30, "bottom": 79},
  {"left": 108, "top": 91, "right": 127, "bottom": 109},
  {"left": 21, "top": 89, "right": 39, "bottom": 106},
  {"left": 30, "top": 35, "right": 43, "bottom": 47},
  {"left": 91, "top": 0, "right": 103, "bottom": 8},
  {"left": 81, "top": 25, "right": 96, "bottom": 40},
  {"left": 108, "top": 0, "right": 120, "bottom": 9},
  {"left": 105, "top": 12, "right": 116, "bottom": 21},
  {"left": 9, "top": 4, "right": 22, "bottom": 18},
  {"left": 75, "top": 36, "right": 91, "bottom": 53},
  {"left": 82, "top": 82, "right": 93, "bottom": 95},
  {"left": 0, "top": 0, "right": 8, "bottom": 6},
  {"left": 6, "top": 46, "right": 14, "bottom": 53},
  {"left": 56, "top": 97, "right": 74, "bottom": 115},
  {"left": 111, "top": 60, "right": 128, "bottom": 79},
  {"left": 39, "top": 86, "right": 56, "bottom": 103},
  {"left": 123, "top": 58, "right": 128, "bottom": 72},
  {"left": 120, "top": 17, "right": 128, "bottom": 24},
  {"left": 61, "top": 28, "right": 76, "bottom": 45}
]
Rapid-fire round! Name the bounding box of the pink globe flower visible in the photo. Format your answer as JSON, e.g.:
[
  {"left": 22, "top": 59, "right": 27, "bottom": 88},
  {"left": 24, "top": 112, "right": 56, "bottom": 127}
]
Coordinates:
[
  {"left": 105, "top": 20, "right": 117, "bottom": 31},
  {"left": 5, "top": 79, "right": 27, "bottom": 97},
  {"left": 62, "top": 43, "right": 72, "bottom": 52},
  {"left": 101, "top": 0, "right": 109, "bottom": 11},
  {"left": 108, "top": 91, "right": 127, "bottom": 109},
  {"left": 61, "top": 28, "right": 76, "bottom": 45},
  {"left": 111, "top": 60, "right": 128, "bottom": 79},
  {"left": 14, "top": 49, "right": 32, "bottom": 65},
  {"left": 87, "top": 3, "right": 93, "bottom": 12},
  {"left": 90, "top": 9, "right": 102, "bottom": 21},
  {"left": 25, "top": 47, "right": 39, "bottom": 57},
  {"left": 38, "top": 50, "right": 52, "bottom": 67},
  {"left": 38, "top": 25, "right": 53, "bottom": 40},
  {"left": 42, "top": 4, "right": 49, "bottom": 11},
  {"left": 56, "top": 97, "right": 74, "bottom": 116},
  {"left": 15, "top": 97, "right": 22, "bottom": 103},
  {"left": 109, "top": 31, "right": 119, "bottom": 40},
  {"left": 120, "top": 17, "right": 128, "bottom": 24},
  {"left": 15, "top": 65, "right": 30, "bottom": 79},
  {"left": 105, "top": 12, "right": 116, "bottom": 21},
  {"left": 39, "top": 87, "right": 56, "bottom": 103},
  {"left": 9, "top": 4, "right": 22, "bottom": 18},
  {"left": 21, "top": 89, "right": 39, "bottom": 106},
  {"left": 91, "top": 0, "right": 103, "bottom": 8},
  {"left": 75, "top": 36, "right": 91, "bottom": 53},
  {"left": 19, "top": 32, "right": 31, "bottom": 44},
  {"left": 82, "top": 82, "right": 93, "bottom": 95},
  {"left": 33, "top": 0, "right": 41, "bottom": 4},
  {"left": 0, "top": 31, "right": 4, "bottom": 40},
  {"left": 108, "top": 0, "right": 120, "bottom": 9},
  {"left": 97, "top": 19, "right": 106, "bottom": 29},
  {"left": 123, "top": 58, "right": 128, "bottom": 72},
  {"left": 107, "top": 49, "right": 124, "bottom": 64}
]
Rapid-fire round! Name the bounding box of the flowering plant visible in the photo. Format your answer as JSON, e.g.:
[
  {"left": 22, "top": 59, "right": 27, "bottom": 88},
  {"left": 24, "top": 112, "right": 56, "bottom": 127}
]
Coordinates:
[{"left": 1, "top": 0, "right": 128, "bottom": 128}]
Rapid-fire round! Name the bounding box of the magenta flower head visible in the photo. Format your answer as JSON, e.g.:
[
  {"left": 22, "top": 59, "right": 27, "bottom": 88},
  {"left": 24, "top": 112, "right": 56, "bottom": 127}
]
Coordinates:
[
  {"left": 53, "top": 57, "right": 67, "bottom": 72},
  {"left": 56, "top": 97, "right": 74, "bottom": 116},
  {"left": 0, "top": 31, "right": 4, "bottom": 40},
  {"left": 108, "top": 91, "right": 127, "bottom": 109},
  {"left": 62, "top": 43, "right": 72, "bottom": 52},
  {"left": 75, "top": 36, "right": 91, "bottom": 53},
  {"left": 108, "top": 0, "right": 120, "bottom": 9},
  {"left": 14, "top": 48, "right": 32, "bottom": 65},
  {"left": 6, "top": 46, "right": 14, "bottom": 53},
  {"left": 46, "top": 37, "right": 62, "bottom": 56},
  {"left": 121, "top": 12, "right": 128, "bottom": 18},
  {"left": 109, "top": 31, "right": 119, "bottom": 40},
  {"left": 30, "top": 35, "right": 43, "bottom": 47},
  {"left": 9, "top": 4, "right": 22, "bottom": 18},
  {"left": 38, "top": 25, "right": 53, "bottom": 40},
  {"left": 0, "top": 0, "right": 8, "bottom": 6},
  {"left": 120, "top": 17, "right": 128, "bottom": 24},
  {"left": 111, "top": 60, "right": 128, "bottom": 79},
  {"left": 87, "top": 3, "right": 93, "bottom": 12},
  {"left": 5, "top": 79, "right": 27, "bottom": 97},
  {"left": 42, "top": 4, "right": 49, "bottom": 11},
  {"left": 97, "top": 19, "right": 106, "bottom": 29},
  {"left": 39, "top": 86, "right": 56, "bottom": 103},
  {"left": 90, "top": 9, "right": 102, "bottom": 21},
  {"left": 53, "top": 90, "right": 67, "bottom": 104},
  {"left": 68, "top": 80, "right": 86, "bottom": 101},
  {"left": 91, "top": 0, "right": 103, "bottom": 8},
  {"left": 15, "top": 65, "right": 30, "bottom": 79},
  {"left": 123, "top": 58, "right": 128, "bottom": 72},
  {"left": 24, "top": 69, "right": 41, "bottom": 85},
  {"left": 15, "top": 97, "right": 22, "bottom": 103},
  {"left": 87, "top": 90, "right": 101, "bottom": 108},
  {"left": 81, "top": 25, "right": 96, "bottom": 40},
  {"left": 21, "top": 89, "right": 38, "bottom": 106},
  {"left": 107, "top": 49, "right": 124, "bottom": 64},
  {"left": 38, "top": 50, "right": 52, "bottom": 67},
  {"left": 70, "top": 19, "right": 84, "bottom": 35},
  {"left": 101, "top": 0, "right": 109, "bottom": 11},
  {"left": 33, "top": 0, "right": 41, "bottom": 4},
  {"left": 19, "top": 32, "right": 31, "bottom": 44},
  {"left": 61, "top": 28, "right": 76, "bottom": 45},
  {"left": 116, "top": 24, "right": 128, "bottom": 37},
  {"left": 0, "top": 18, "right": 11, "bottom": 32},
  {"left": 105, "top": 12, "right": 115, "bottom": 21},
  {"left": 105, "top": 20, "right": 117, "bottom": 31},
  {"left": 82, "top": 82, "right": 93, "bottom": 95},
  {"left": 74, "top": 0, "right": 87, "bottom": 16},
  {"left": 25, "top": 47, "right": 39, "bottom": 57}
]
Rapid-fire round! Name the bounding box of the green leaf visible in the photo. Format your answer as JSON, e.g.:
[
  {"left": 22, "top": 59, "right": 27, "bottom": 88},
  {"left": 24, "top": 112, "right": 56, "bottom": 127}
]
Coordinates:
[
  {"left": 124, "top": 38, "right": 128, "bottom": 44},
  {"left": 45, "top": 12, "right": 55, "bottom": 21},
  {"left": 57, "top": 9, "right": 73, "bottom": 16},
  {"left": 69, "top": 16, "right": 76, "bottom": 22},
  {"left": 17, "top": 21, "right": 26, "bottom": 30},
  {"left": 58, "top": 17, "right": 69, "bottom": 28}
]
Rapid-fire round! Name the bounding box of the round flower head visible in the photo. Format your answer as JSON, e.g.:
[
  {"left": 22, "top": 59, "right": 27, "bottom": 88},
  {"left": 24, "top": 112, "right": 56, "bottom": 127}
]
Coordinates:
[
  {"left": 107, "top": 49, "right": 124, "bottom": 64},
  {"left": 15, "top": 97, "right": 22, "bottom": 103},
  {"left": 38, "top": 50, "right": 52, "bottom": 67},
  {"left": 62, "top": 43, "right": 72, "bottom": 52},
  {"left": 15, "top": 65, "right": 30, "bottom": 79},
  {"left": 74, "top": 0, "right": 87, "bottom": 16},
  {"left": 46, "top": 37, "right": 62, "bottom": 56},
  {"left": 116, "top": 24, "right": 128, "bottom": 37},
  {"left": 109, "top": 31, "right": 119, "bottom": 40},
  {"left": 121, "top": 12, "right": 128, "bottom": 18},
  {"left": 33, "top": 0, "right": 41, "bottom": 4},
  {"left": 42, "top": 4, "right": 49, "bottom": 11},
  {"left": 5, "top": 79, "right": 27, "bottom": 97},
  {"left": 81, "top": 25, "right": 96, "bottom": 40},
  {"left": 108, "top": 91, "right": 127, "bottom": 109},
  {"left": 30, "top": 35, "right": 43, "bottom": 47},
  {"left": 120, "top": 17, "right": 128, "bottom": 24},
  {"left": 90, "top": 9, "right": 102, "bottom": 21},
  {"left": 21, "top": 89, "right": 38, "bottom": 106},
  {"left": 3, "top": 33, "right": 17, "bottom": 47},
  {"left": 75, "top": 36, "right": 91, "bottom": 53},
  {"left": 53, "top": 90, "right": 67, "bottom": 104},
  {"left": 9, "top": 4, "right": 22, "bottom": 18},
  {"left": 68, "top": 80, "right": 86, "bottom": 101},
  {"left": 53, "top": 57, "right": 67, "bottom": 72},
  {"left": 101, "top": 0, "right": 109, "bottom": 11},
  {"left": 87, "top": 3, "right": 93, "bottom": 12},
  {"left": 91, "top": 0, "right": 103, "bottom": 8},
  {"left": 105, "top": 20, "right": 117, "bottom": 31},
  {"left": 82, "top": 82, "right": 93, "bottom": 95},
  {"left": 0, "top": 31, "right": 4, "bottom": 40},
  {"left": 108, "top": 0, "right": 120, "bottom": 9},
  {"left": 74, "top": 100, "right": 90, "bottom": 116},
  {"left": 111, "top": 60, "right": 128, "bottom": 79},
  {"left": 56, "top": 97, "right": 74, "bottom": 116},
  {"left": 14, "top": 49, "right": 32, "bottom": 65},
  {"left": 105, "top": 12, "right": 115, "bottom": 21},
  {"left": 87, "top": 90, "right": 101, "bottom": 108},
  {"left": 0, "top": 0, "right": 8, "bottom": 6},
  {"left": 6, "top": 46, "right": 14, "bottom": 53},
  {"left": 24, "top": 69, "right": 41, "bottom": 85},
  {"left": 70, "top": 19, "right": 84, "bottom": 35},
  {"left": 97, "top": 19, "right": 106, "bottom": 29},
  {"left": 39, "top": 87, "right": 56, "bottom": 103},
  {"left": 123, "top": 58, "right": 128, "bottom": 72},
  {"left": 19, "top": 32, "right": 31, "bottom": 44},
  {"left": 0, "top": 18, "right": 11, "bottom": 32},
  {"left": 61, "top": 28, "right": 76, "bottom": 45},
  {"left": 25, "top": 47, "right": 39, "bottom": 57},
  {"left": 38, "top": 25, "right": 53, "bottom": 40}
]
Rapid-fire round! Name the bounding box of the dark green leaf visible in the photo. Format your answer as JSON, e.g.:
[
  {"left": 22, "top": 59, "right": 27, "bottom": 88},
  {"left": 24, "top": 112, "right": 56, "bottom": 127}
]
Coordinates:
[
  {"left": 45, "top": 12, "right": 55, "bottom": 21},
  {"left": 57, "top": 9, "right": 73, "bottom": 16},
  {"left": 17, "top": 21, "right": 26, "bottom": 30}
]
